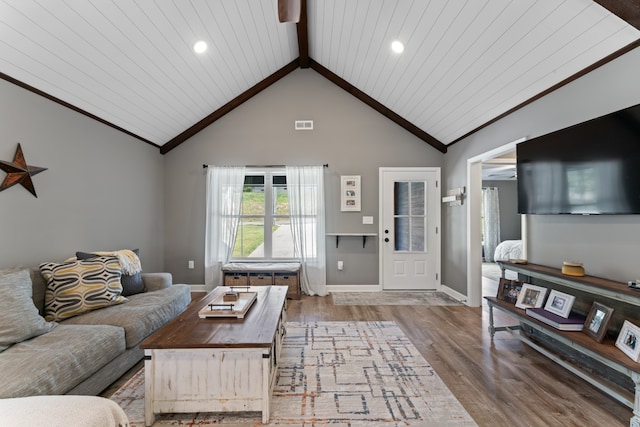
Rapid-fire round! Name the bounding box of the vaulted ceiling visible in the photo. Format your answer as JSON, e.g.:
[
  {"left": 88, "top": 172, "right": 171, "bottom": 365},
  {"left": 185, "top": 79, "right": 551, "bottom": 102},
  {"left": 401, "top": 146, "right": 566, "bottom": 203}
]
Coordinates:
[{"left": 1, "top": 0, "right": 639, "bottom": 154}]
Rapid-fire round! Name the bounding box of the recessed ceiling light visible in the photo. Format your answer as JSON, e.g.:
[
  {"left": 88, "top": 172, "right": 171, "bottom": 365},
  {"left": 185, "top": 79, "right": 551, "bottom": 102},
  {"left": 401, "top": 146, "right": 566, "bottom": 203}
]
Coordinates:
[
  {"left": 193, "top": 40, "right": 207, "bottom": 54},
  {"left": 391, "top": 40, "right": 404, "bottom": 54}
]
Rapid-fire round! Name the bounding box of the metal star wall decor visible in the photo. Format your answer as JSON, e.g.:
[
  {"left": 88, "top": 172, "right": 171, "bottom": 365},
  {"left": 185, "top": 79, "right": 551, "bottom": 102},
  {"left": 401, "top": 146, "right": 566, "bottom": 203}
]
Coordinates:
[{"left": 0, "top": 143, "right": 47, "bottom": 198}]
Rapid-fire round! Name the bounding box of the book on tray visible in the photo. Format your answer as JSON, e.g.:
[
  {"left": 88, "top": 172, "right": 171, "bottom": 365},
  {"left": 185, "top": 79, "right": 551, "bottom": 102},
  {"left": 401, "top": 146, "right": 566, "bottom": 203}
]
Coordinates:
[{"left": 525, "top": 307, "right": 586, "bottom": 331}]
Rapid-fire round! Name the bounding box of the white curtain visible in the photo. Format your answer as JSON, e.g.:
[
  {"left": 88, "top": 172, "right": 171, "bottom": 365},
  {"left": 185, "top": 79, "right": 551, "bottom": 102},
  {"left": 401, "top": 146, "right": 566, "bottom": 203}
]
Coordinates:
[
  {"left": 204, "top": 166, "right": 245, "bottom": 288},
  {"left": 482, "top": 187, "right": 501, "bottom": 262},
  {"left": 286, "top": 166, "right": 327, "bottom": 296}
]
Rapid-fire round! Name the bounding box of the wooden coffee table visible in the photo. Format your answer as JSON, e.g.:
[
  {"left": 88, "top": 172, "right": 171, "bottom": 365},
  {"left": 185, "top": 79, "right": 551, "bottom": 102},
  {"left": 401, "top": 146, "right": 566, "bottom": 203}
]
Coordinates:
[{"left": 139, "top": 285, "right": 287, "bottom": 426}]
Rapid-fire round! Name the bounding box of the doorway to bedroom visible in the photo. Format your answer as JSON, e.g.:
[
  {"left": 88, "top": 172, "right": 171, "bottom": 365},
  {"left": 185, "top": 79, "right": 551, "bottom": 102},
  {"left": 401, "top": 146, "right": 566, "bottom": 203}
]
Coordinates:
[
  {"left": 481, "top": 155, "right": 521, "bottom": 287},
  {"left": 467, "top": 138, "right": 526, "bottom": 307}
]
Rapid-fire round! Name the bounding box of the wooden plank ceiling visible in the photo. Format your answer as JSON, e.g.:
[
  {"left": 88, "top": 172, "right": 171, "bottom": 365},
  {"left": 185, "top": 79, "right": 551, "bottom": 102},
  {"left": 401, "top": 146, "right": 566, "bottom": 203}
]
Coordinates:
[{"left": 0, "top": 0, "right": 638, "bottom": 154}]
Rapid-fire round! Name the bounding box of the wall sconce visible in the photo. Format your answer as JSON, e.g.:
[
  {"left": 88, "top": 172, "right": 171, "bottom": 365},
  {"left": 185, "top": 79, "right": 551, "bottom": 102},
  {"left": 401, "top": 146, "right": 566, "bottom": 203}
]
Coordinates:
[{"left": 442, "top": 186, "right": 465, "bottom": 206}]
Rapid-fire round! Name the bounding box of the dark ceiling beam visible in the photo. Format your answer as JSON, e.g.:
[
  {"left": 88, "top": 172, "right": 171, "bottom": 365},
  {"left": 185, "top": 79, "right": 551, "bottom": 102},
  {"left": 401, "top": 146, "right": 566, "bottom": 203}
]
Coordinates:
[
  {"left": 0, "top": 71, "right": 158, "bottom": 148},
  {"left": 297, "top": 0, "right": 309, "bottom": 68},
  {"left": 594, "top": 0, "right": 640, "bottom": 30},
  {"left": 160, "top": 59, "right": 300, "bottom": 154},
  {"left": 448, "top": 38, "right": 640, "bottom": 147},
  {"left": 309, "top": 59, "right": 447, "bottom": 153}
]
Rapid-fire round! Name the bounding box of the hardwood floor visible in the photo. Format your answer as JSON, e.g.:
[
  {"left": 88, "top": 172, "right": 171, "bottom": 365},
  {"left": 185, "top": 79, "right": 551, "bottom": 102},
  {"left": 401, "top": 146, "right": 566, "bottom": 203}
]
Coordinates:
[{"left": 105, "top": 285, "right": 630, "bottom": 426}]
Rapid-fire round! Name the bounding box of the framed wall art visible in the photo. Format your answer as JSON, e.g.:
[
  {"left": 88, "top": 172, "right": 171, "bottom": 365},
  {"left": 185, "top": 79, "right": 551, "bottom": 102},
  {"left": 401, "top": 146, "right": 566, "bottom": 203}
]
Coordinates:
[{"left": 340, "top": 175, "right": 361, "bottom": 211}]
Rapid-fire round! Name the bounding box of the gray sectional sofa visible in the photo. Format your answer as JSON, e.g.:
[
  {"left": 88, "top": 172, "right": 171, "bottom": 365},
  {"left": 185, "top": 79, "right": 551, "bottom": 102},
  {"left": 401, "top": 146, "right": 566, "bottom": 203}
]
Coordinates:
[{"left": 0, "top": 267, "right": 191, "bottom": 398}]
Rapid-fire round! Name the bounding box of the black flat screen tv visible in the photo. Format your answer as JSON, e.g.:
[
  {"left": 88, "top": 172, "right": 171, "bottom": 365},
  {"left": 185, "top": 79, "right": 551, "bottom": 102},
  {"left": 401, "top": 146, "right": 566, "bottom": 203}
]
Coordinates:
[{"left": 517, "top": 103, "right": 640, "bottom": 215}]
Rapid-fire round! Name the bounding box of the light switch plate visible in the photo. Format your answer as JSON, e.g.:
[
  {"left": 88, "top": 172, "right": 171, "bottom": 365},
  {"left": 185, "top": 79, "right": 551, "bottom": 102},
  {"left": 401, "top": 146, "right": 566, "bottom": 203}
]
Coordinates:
[{"left": 362, "top": 216, "right": 374, "bottom": 224}]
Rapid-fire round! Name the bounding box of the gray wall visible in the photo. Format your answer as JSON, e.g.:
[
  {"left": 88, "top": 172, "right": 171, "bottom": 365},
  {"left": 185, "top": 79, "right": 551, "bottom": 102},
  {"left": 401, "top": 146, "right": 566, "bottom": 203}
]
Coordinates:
[
  {"left": 483, "top": 180, "right": 520, "bottom": 241},
  {"left": 444, "top": 46, "right": 640, "bottom": 291},
  {"left": 4, "top": 47, "right": 639, "bottom": 292},
  {"left": 163, "top": 69, "right": 444, "bottom": 286},
  {"left": 0, "top": 79, "right": 165, "bottom": 272}
]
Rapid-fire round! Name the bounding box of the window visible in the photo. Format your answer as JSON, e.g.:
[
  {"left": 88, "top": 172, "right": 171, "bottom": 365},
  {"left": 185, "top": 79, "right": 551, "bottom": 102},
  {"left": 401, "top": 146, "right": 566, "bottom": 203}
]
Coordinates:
[
  {"left": 232, "top": 169, "right": 295, "bottom": 259},
  {"left": 393, "top": 181, "right": 426, "bottom": 252}
]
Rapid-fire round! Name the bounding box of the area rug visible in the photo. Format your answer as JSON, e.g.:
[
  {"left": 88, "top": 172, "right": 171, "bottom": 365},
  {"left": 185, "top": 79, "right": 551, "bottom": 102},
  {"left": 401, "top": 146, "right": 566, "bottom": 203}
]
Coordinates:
[
  {"left": 111, "top": 321, "right": 476, "bottom": 426},
  {"left": 332, "top": 291, "right": 463, "bottom": 306}
]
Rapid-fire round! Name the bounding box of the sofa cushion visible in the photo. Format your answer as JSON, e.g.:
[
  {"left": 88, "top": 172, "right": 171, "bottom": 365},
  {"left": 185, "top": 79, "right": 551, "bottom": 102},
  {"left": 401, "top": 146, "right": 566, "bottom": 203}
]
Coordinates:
[
  {"left": 39, "top": 257, "right": 127, "bottom": 321},
  {"left": 76, "top": 249, "right": 145, "bottom": 296},
  {"left": 61, "top": 284, "right": 191, "bottom": 348},
  {"left": 0, "top": 268, "right": 57, "bottom": 353},
  {"left": 0, "top": 324, "right": 125, "bottom": 398},
  {"left": 141, "top": 272, "right": 173, "bottom": 292}
]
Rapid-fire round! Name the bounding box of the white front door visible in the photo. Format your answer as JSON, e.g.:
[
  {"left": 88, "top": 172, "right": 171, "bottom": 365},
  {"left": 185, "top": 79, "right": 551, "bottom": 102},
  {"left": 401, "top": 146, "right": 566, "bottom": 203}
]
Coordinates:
[{"left": 379, "top": 168, "right": 441, "bottom": 290}]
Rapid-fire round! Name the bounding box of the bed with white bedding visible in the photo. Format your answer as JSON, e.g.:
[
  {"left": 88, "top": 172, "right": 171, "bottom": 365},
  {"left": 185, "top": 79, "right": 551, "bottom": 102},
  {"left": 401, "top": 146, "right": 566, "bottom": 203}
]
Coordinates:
[{"left": 493, "top": 239, "right": 523, "bottom": 261}]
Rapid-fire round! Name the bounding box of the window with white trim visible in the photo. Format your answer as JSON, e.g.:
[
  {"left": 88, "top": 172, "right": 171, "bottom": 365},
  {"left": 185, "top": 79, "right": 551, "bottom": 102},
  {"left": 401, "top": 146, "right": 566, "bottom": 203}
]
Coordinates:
[{"left": 232, "top": 169, "right": 295, "bottom": 260}]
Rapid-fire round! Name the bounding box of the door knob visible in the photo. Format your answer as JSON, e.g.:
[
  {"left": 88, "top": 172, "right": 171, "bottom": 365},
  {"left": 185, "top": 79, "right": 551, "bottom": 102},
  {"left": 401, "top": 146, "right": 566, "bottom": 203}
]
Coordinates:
[
  {"left": 384, "top": 229, "right": 389, "bottom": 234},
  {"left": 384, "top": 238, "right": 389, "bottom": 242}
]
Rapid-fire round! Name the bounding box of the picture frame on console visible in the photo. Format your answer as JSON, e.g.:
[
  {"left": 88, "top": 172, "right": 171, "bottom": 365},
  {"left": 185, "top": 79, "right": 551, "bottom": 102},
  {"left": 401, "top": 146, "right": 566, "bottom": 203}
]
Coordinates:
[
  {"left": 583, "top": 302, "right": 614, "bottom": 343},
  {"left": 515, "top": 284, "right": 548, "bottom": 310},
  {"left": 496, "top": 278, "right": 523, "bottom": 305},
  {"left": 544, "top": 289, "right": 575, "bottom": 318},
  {"left": 616, "top": 320, "right": 640, "bottom": 362}
]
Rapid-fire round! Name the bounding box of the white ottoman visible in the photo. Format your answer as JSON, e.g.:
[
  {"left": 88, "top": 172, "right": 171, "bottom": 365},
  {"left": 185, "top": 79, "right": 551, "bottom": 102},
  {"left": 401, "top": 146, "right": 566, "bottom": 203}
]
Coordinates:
[{"left": 0, "top": 395, "right": 129, "bottom": 427}]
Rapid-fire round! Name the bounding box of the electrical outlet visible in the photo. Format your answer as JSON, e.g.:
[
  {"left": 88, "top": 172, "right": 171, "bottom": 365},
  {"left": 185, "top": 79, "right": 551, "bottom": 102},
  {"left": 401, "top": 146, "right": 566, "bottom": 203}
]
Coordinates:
[
  {"left": 188, "top": 260, "right": 194, "bottom": 269},
  {"left": 337, "top": 261, "right": 344, "bottom": 271}
]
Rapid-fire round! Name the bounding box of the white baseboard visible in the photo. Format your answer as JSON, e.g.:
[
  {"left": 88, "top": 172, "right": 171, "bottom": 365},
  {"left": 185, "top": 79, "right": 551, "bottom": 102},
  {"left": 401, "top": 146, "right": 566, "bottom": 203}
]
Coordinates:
[
  {"left": 189, "top": 283, "right": 467, "bottom": 301},
  {"left": 327, "top": 284, "right": 382, "bottom": 293},
  {"left": 440, "top": 284, "right": 468, "bottom": 305},
  {"left": 191, "top": 284, "right": 384, "bottom": 293},
  {"left": 188, "top": 284, "right": 208, "bottom": 292}
]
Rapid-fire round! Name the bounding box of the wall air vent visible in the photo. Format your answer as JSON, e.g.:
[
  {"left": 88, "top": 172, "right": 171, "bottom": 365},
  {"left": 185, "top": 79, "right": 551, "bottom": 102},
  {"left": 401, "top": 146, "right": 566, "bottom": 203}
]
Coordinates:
[{"left": 295, "top": 120, "right": 313, "bottom": 130}]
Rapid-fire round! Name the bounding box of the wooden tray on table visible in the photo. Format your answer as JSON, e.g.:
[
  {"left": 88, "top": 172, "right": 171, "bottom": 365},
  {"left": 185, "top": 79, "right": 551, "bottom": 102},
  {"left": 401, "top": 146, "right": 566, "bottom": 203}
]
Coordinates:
[{"left": 198, "top": 288, "right": 257, "bottom": 319}]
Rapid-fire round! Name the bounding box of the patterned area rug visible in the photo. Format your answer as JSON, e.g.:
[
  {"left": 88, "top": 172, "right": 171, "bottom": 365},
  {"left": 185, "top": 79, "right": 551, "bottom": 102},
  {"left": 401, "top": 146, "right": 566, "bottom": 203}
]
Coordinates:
[
  {"left": 111, "top": 321, "right": 476, "bottom": 426},
  {"left": 332, "top": 291, "right": 463, "bottom": 306}
]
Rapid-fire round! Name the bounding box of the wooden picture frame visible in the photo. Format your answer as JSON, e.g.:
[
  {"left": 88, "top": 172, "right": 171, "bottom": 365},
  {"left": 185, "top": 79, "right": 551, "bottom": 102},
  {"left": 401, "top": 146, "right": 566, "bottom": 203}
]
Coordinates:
[
  {"left": 544, "top": 289, "right": 575, "bottom": 318},
  {"left": 583, "top": 302, "right": 614, "bottom": 343},
  {"left": 496, "top": 278, "right": 522, "bottom": 305},
  {"left": 515, "top": 284, "right": 548, "bottom": 310},
  {"left": 616, "top": 320, "right": 640, "bottom": 362},
  {"left": 340, "top": 175, "right": 361, "bottom": 211}
]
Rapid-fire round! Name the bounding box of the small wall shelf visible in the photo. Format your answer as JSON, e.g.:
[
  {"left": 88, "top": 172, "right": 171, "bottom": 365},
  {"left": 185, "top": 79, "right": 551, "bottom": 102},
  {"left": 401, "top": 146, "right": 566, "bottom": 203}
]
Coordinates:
[{"left": 326, "top": 233, "right": 378, "bottom": 248}]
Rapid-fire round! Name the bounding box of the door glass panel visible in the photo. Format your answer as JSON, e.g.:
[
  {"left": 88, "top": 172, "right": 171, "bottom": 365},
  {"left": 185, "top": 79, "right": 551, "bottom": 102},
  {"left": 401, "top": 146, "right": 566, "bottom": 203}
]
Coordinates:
[
  {"left": 394, "top": 182, "right": 409, "bottom": 216},
  {"left": 411, "top": 182, "right": 425, "bottom": 215},
  {"left": 393, "top": 180, "right": 427, "bottom": 253},
  {"left": 411, "top": 219, "right": 425, "bottom": 251},
  {"left": 394, "top": 217, "right": 409, "bottom": 251}
]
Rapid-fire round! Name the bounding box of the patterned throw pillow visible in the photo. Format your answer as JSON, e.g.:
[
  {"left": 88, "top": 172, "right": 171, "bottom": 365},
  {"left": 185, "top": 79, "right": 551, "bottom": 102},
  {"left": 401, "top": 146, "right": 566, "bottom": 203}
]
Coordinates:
[
  {"left": 76, "top": 249, "right": 145, "bottom": 296},
  {"left": 39, "top": 257, "right": 127, "bottom": 322}
]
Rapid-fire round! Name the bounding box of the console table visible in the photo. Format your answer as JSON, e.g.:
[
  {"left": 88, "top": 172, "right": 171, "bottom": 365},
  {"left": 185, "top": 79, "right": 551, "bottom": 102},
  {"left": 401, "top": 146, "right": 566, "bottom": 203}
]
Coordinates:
[
  {"left": 486, "top": 261, "right": 640, "bottom": 427},
  {"left": 140, "top": 286, "right": 288, "bottom": 425}
]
